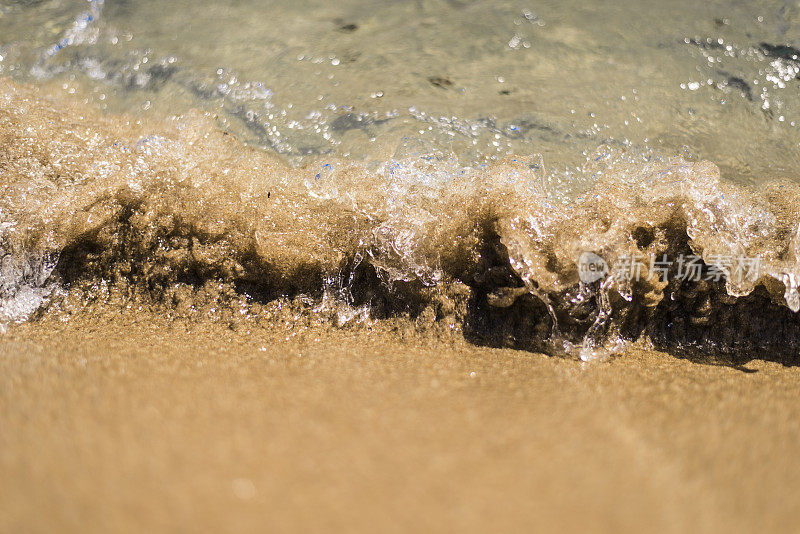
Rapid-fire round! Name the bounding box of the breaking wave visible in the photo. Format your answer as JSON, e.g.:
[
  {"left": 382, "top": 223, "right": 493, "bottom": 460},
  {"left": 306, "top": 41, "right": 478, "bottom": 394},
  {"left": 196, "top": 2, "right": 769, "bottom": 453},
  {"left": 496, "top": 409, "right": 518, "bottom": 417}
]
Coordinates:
[{"left": 3, "top": 78, "right": 800, "bottom": 363}]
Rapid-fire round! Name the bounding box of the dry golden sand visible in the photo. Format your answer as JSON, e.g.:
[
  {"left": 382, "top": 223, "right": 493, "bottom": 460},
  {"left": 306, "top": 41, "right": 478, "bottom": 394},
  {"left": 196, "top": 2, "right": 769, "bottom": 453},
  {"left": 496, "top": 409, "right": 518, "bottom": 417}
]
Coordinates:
[{"left": 1, "top": 314, "right": 798, "bottom": 533}]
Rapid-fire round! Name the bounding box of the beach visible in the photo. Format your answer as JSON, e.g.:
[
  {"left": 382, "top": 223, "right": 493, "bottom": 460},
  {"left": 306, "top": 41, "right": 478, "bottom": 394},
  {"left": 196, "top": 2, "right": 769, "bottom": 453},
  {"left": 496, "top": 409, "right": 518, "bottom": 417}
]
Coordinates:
[
  {"left": 2, "top": 312, "right": 799, "bottom": 532},
  {"left": 3, "top": 0, "right": 800, "bottom": 530}
]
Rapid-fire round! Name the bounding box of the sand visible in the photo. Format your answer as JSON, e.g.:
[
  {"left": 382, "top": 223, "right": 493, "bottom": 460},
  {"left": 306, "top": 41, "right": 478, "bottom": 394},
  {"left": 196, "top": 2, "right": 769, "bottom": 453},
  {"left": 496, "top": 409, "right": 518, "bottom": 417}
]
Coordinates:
[
  {"left": 3, "top": 2, "right": 800, "bottom": 530},
  {"left": 1, "top": 314, "right": 798, "bottom": 533}
]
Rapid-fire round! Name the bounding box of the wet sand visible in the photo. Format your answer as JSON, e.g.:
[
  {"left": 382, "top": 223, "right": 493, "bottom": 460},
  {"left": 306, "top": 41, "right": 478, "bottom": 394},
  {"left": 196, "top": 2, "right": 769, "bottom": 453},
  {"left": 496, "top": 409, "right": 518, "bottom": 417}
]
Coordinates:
[{"left": 1, "top": 314, "right": 798, "bottom": 533}]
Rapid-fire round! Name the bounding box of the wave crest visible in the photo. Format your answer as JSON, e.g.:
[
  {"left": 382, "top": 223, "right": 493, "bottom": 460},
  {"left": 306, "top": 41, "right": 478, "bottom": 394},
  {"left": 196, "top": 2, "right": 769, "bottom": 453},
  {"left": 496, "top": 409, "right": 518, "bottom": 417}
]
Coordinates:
[{"left": 3, "top": 78, "right": 800, "bottom": 362}]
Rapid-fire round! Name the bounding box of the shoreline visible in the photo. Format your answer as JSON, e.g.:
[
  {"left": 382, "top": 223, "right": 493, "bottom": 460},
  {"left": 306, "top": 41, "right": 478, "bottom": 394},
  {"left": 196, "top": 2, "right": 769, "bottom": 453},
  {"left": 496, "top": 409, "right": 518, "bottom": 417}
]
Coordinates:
[{"left": 3, "top": 78, "right": 800, "bottom": 362}]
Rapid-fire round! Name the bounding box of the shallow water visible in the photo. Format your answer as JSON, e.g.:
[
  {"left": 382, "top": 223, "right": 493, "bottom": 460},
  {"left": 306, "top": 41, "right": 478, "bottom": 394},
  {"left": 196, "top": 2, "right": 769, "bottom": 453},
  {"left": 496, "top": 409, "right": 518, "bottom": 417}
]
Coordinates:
[
  {"left": 3, "top": 0, "right": 800, "bottom": 179},
  {"left": 2, "top": 2, "right": 800, "bottom": 353}
]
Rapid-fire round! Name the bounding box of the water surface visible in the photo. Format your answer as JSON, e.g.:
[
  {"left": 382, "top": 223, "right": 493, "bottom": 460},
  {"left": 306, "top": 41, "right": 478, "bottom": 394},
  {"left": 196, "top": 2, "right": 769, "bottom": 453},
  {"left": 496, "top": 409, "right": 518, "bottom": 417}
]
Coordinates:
[{"left": 3, "top": 0, "right": 800, "bottom": 180}]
